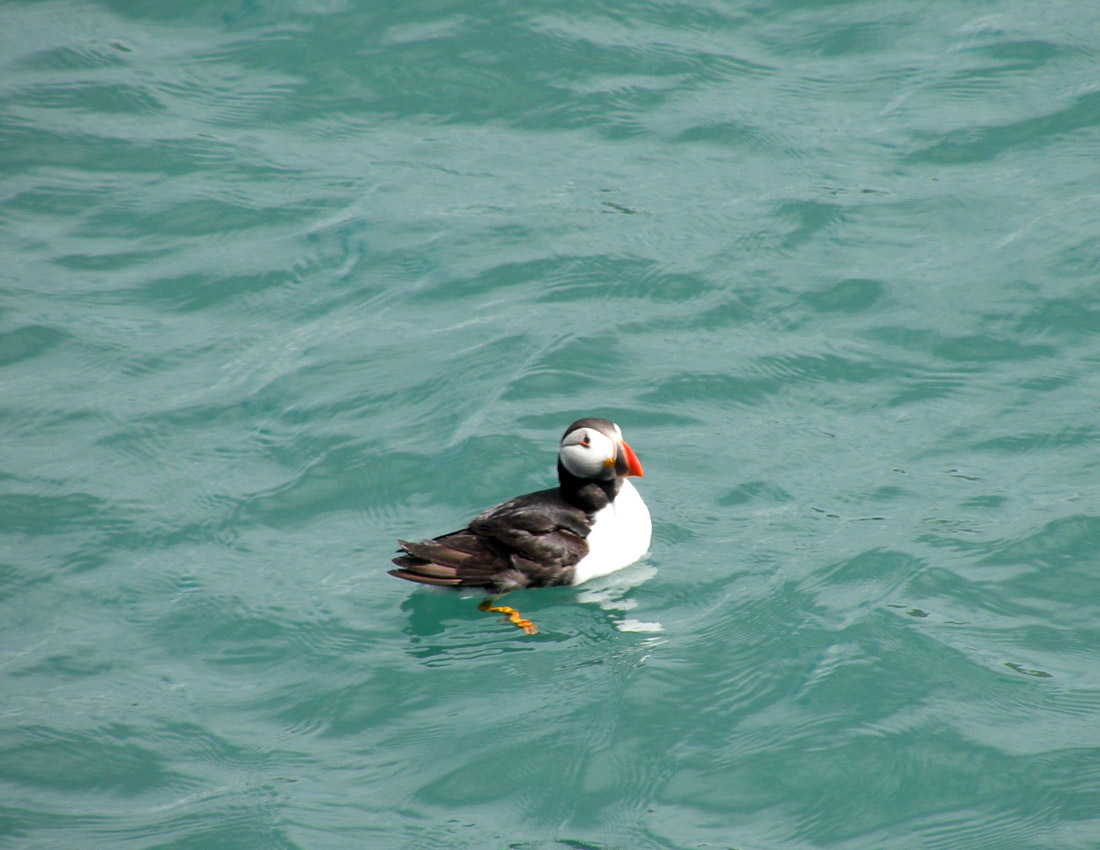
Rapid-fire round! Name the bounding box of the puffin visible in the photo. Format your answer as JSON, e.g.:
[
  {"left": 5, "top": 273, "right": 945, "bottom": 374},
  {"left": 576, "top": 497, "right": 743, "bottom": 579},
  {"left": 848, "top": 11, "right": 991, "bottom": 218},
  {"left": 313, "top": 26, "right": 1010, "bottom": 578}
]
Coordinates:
[{"left": 389, "top": 418, "right": 651, "bottom": 634}]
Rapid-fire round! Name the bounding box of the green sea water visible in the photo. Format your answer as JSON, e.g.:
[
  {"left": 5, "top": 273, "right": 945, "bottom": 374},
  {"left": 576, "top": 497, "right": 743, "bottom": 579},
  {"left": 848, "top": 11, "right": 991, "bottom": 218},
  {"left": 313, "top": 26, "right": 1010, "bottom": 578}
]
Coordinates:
[{"left": 3, "top": 1, "right": 1100, "bottom": 848}]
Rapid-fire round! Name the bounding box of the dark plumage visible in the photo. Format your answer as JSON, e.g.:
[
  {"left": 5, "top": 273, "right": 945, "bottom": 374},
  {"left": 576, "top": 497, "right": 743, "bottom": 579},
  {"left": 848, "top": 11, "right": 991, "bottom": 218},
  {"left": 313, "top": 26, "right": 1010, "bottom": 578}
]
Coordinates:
[{"left": 390, "top": 488, "right": 592, "bottom": 592}]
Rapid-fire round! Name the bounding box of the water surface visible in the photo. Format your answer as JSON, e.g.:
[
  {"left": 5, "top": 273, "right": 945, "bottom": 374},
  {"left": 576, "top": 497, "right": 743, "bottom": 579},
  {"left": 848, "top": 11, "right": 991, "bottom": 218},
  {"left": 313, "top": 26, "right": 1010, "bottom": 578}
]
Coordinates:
[{"left": 2, "top": 1, "right": 1099, "bottom": 848}]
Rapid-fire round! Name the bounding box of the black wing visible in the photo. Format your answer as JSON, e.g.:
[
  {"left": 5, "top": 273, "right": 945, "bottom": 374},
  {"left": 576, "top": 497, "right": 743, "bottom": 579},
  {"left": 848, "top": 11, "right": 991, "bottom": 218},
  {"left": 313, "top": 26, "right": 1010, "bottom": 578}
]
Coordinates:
[{"left": 389, "top": 488, "right": 590, "bottom": 592}]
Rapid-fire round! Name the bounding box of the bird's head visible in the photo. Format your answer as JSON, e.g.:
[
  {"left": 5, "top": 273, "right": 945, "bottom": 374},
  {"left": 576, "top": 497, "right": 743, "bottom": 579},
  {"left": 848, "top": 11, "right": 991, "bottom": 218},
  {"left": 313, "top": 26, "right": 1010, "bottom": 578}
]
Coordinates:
[{"left": 558, "top": 418, "right": 643, "bottom": 482}]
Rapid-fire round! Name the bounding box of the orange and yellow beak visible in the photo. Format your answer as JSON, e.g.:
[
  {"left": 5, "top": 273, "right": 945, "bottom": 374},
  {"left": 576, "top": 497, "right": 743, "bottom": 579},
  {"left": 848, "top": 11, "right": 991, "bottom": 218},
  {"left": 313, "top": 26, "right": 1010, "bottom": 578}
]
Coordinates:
[{"left": 615, "top": 439, "right": 644, "bottom": 478}]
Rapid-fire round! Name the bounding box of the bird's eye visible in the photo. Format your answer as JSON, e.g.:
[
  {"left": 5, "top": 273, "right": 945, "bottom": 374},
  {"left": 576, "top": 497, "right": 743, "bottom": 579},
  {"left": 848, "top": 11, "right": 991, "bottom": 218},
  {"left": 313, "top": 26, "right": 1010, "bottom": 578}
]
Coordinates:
[{"left": 581, "top": 433, "right": 591, "bottom": 447}]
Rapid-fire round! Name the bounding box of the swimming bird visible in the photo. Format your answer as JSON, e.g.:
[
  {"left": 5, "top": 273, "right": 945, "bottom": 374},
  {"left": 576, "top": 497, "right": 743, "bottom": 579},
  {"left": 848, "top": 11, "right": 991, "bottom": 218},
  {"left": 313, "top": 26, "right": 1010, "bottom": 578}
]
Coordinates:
[{"left": 389, "top": 418, "right": 651, "bottom": 634}]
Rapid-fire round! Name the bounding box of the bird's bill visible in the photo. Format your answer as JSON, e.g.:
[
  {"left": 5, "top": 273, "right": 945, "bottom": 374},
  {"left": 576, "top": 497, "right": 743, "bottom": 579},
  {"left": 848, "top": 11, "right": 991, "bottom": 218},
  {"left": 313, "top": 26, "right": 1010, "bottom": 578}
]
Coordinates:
[{"left": 615, "top": 439, "right": 643, "bottom": 478}]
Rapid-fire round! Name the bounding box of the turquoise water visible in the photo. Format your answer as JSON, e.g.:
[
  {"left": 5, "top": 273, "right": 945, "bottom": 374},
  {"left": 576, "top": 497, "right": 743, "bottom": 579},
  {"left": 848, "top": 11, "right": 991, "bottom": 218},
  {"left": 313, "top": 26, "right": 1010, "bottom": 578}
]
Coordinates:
[{"left": 3, "top": 0, "right": 1100, "bottom": 847}]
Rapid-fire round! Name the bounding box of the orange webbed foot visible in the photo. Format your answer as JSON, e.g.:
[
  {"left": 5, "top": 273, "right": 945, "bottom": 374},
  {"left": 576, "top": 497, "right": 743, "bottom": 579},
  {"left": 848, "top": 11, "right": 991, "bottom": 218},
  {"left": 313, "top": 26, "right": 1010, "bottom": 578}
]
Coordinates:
[{"left": 478, "top": 598, "right": 538, "bottom": 634}]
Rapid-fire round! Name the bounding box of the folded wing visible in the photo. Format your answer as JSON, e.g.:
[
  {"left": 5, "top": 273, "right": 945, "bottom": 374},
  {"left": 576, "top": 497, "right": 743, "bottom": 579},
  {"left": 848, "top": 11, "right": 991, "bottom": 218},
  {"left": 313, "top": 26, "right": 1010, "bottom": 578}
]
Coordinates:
[{"left": 389, "top": 488, "right": 590, "bottom": 592}]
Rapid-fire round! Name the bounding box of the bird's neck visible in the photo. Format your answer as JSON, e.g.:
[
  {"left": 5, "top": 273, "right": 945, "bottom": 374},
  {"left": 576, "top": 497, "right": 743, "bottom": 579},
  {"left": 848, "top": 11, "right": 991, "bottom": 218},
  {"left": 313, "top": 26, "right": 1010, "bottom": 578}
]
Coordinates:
[{"left": 557, "top": 460, "right": 621, "bottom": 513}]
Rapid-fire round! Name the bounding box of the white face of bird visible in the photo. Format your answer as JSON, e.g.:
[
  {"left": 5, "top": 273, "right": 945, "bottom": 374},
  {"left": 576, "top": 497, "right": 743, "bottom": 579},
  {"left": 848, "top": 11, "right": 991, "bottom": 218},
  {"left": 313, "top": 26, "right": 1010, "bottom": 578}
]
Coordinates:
[{"left": 559, "top": 422, "right": 643, "bottom": 481}]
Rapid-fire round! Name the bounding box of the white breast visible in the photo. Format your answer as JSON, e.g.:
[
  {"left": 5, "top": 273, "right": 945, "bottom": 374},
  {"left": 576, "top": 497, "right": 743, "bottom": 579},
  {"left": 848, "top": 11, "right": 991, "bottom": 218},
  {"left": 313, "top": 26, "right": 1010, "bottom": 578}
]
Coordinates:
[{"left": 570, "top": 480, "right": 652, "bottom": 585}]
